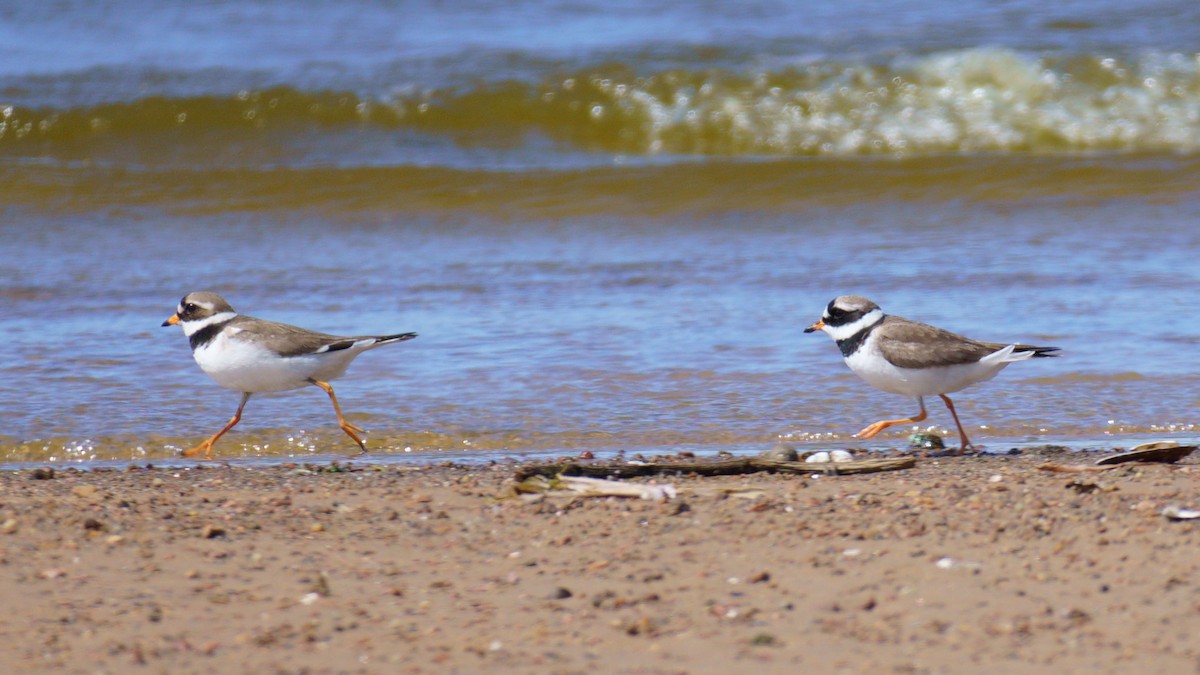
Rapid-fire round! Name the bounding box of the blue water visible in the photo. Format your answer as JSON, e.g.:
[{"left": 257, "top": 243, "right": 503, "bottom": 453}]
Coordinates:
[{"left": 2, "top": 0, "right": 1200, "bottom": 463}]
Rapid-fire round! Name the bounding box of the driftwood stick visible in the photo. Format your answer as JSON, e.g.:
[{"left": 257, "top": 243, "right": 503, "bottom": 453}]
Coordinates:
[{"left": 513, "top": 456, "right": 915, "bottom": 482}]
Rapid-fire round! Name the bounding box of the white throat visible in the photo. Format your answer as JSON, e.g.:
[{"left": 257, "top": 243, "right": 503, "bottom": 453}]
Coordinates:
[
  {"left": 824, "top": 308, "right": 883, "bottom": 342},
  {"left": 180, "top": 311, "right": 237, "bottom": 337}
]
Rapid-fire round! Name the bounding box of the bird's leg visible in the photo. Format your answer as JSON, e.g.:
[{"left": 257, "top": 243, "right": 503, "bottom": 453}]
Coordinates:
[
  {"left": 854, "top": 397, "right": 928, "bottom": 440},
  {"left": 309, "top": 379, "right": 368, "bottom": 453},
  {"left": 183, "top": 392, "right": 251, "bottom": 459},
  {"left": 938, "top": 394, "right": 975, "bottom": 454}
]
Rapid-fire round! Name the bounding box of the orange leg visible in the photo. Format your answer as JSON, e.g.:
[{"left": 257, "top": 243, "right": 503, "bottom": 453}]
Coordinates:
[
  {"left": 938, "top": 394, "right": 975, "bottom": 454},
  {"left": 183, "top": 392, "right": 251, "bottom": 459},
  {"left": 309, "top": 379, "right": 368, "bottom": 453},
  {"left": 854, "top": 397, "right": 928, "bottom": 440}
]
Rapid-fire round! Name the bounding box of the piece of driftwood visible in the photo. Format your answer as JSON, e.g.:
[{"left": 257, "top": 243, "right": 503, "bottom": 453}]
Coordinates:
[
  {"left": 513, "top": 475, "right": 677, "bottom": 501},
  {"left": 513, "top": 456, "right": 915, "bottom": 482},
  {"left": 1038, "top": 442, "right": 1197, "bottom": 473}
]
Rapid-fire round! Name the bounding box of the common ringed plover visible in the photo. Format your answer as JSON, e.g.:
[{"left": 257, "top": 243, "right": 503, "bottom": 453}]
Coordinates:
[
  {"left": 805, "top": 295, "right": 1058, "bottom": 453},
  {"left": 163, "top": 291, "right": 416, "bottom": 458}
]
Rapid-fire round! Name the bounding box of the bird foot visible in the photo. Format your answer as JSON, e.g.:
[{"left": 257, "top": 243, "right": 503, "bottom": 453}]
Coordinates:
[
  {"left": 181, "top": 440, "right": 215, "bottom": 459},
  {"left": 853, "top": 422, "right": 889, "bottom": 439},
  {"left": 339, "top": 423, "right": 368, "bottom": 453}
]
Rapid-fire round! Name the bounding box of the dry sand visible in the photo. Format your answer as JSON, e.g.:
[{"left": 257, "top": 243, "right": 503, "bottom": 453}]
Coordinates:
[{"left": 2, "top": 447, "right": 1200, "bottom": 674}]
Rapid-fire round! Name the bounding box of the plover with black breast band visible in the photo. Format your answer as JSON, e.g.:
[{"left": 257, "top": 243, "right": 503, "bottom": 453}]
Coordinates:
[
  {"left": 805, "top": 295, "right": 1059, "bottom": 453},
  {"left": 162, "top": 291, "right": 416, "bottom": 459}
]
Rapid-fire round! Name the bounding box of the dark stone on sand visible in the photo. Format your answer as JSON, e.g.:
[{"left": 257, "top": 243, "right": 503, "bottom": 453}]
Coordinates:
[
  {"left": 908, "top": 433, "right": 944, "bottom": 450},
  {"left": 761, "top": 445, "right": 799, "bottom": 462},
  {"left": 549, "top": 587, "right": 573, "bottom": 600}
]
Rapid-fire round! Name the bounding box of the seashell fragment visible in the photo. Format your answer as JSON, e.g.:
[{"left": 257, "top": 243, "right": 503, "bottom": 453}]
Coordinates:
[
  {"left": 1162, "top": 505, "right": 1200, "bottom": 520},
  {"left": 1096, "top": 441, "right": 1195, "bottom": 466}
]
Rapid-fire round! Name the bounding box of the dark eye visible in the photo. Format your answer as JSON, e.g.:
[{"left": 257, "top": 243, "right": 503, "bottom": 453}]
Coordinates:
[
  {"left": 184, "top": 303, "right": 198, "bottom": 313},
  {"left": 827, "top": 304, "right": 845, "bottom": 319}
]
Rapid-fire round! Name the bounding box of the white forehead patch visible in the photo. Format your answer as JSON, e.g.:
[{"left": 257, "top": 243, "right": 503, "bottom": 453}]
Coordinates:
[{"left": 180, "top": 310, "right": 237, "bottom": 336}]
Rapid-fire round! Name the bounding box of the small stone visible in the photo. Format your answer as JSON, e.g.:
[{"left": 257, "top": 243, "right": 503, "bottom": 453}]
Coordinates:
[
  {"left": 72, "top": 485, "right": 98, "bottom": 498},
  {"left": 908, "top": 433, "right": 944, "bottom": 450},
  {"left": 201, "top": 525, "right": 227, "bottom": 539},
  {"left": 83, "top": 518, "right": 105, "bottom": 532},
  {"left": 105, "top": 535, "right": 125, "bottom": 546},
  {"left": 549, "top": 586, "right": 573, "bottom": 599},
  {"left": 762, "top": 445, "right": 799, "bottom": 461},
  {"left": 0, "top": 519, "right": 17, "bottom": 534},
  {"left": 310, "top": 523, "right": 325, "bottom": 533},
  {"left": 750, "top": 633, "right": 778, "bottom": 646},
  {"left": 666, "top": 500, "right": 691, "bottom": 516},
  {"left": 30, "top": 467, "right": 55, "bottom": 480}
]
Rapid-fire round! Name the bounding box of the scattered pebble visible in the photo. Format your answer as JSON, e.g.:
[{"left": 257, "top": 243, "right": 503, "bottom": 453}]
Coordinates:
[
  {"left": 909, "top": 433, "right": 944, "bottom": 450},
  {"left": 762, "top": 445, "right": 799, "bottom": 462},
  {"left": 72, "top": 485, "right": 98, "bottom": 498}
]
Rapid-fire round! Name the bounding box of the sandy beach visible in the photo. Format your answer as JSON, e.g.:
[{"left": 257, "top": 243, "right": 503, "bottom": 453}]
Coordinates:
[{"left": 2, "top": 446, "right": 1199, "bottom": 673}]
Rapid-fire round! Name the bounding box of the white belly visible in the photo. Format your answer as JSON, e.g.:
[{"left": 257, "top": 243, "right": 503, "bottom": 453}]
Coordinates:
[
  {"left": 193, "top": 333, "right": 356, "bottom": 393},
  {"left": 844, "top": 342, "right": 1013, "bottom": 397}
]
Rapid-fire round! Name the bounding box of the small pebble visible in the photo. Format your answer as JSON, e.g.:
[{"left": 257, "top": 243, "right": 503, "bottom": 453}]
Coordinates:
[
  {"left": 909, "top": 433, "right": 944, "bottom": 450},
  {"left": 762, "top": 445, "right": 799, "bottom": 461},
  {"left": 72, "top": 485, "right": 98, "bottom": 498}
]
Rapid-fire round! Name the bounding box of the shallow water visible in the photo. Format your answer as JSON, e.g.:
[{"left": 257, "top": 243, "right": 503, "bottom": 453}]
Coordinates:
[{"left": 2, "top": 1, "right": 1199, "bottom": 464}]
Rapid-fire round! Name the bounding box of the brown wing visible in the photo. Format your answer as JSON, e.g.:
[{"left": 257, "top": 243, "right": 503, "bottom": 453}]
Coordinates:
[
  {"left": 874, "top": 316, "right": 998, "bottom": 369},
  {"left": 229, "top": 316, "right": 352, "bottom": 357}
]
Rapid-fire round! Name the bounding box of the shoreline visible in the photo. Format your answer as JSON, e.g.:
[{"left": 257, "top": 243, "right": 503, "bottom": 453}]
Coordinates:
[
  {"left": 3, "top": 448, "right": 1200, "bottom": 672},
  {"left": 3, "top": 429, "right": 1200, "bottom": 470}
]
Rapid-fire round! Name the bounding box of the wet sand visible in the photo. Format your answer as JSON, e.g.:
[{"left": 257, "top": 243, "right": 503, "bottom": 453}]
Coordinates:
[{"left": 3, "top": 448, "right": 1200, "bottom": 673}]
